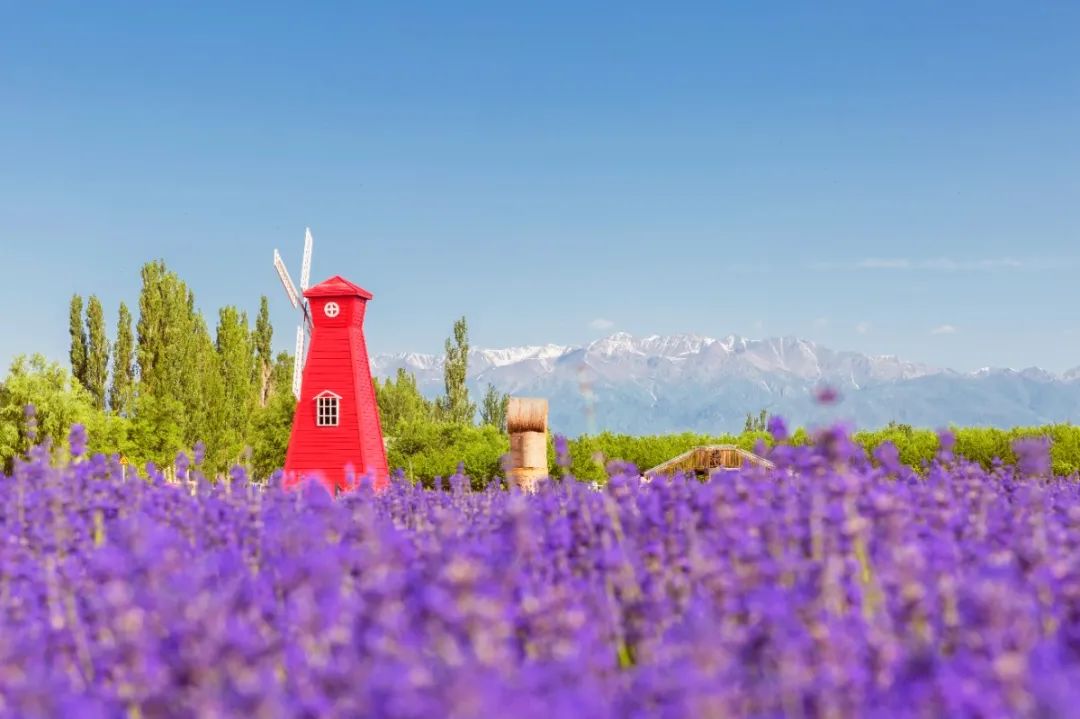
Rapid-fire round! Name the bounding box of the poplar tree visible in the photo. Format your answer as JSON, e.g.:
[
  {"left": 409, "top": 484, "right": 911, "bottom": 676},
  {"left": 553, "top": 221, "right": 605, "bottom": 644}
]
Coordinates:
[
  {"left": 134, "top": 260, "right": 206, "bottom": 464},
  {"left": 189, "top": 312, "right": 225, "bottom": 465},
  {"left": 479, "top": 383, "right": 509, "bottom": 430},
  {"left": 376, "top": 368, "right": 434, "bottom": 435},
  {"left": 214, "top": 306, "right": 255, "bottom": 469},
  {"left": 84, "top": 295, "right": 109, "bottom": 410},
  {"left": 435, "top": 316, "right": 476, "bottom": 424},
  {"left": 68, "top": 295, "right": 88, "bottom": 388},
  {"left": 253, "top": 296, "right": 273, "bottom": 407},
  {"left": 109, "top": 302, "right": 135, "bottom": 415}
]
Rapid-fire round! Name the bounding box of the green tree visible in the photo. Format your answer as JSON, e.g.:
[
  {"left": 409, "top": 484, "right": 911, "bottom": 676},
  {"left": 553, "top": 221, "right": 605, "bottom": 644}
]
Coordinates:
[
  {"left": 212, "top": 306, "right": 255, "bottom": 471},
  {"left": 85, "top": 295, "right": 110, "bottom": 410},
  {"left": 128, "top": 391, "right": 186, "bottom": 469},
  {"left": 253, "top": 296, "right": 274, "bottom": 407},
  {"left": 251, "top": 351, "right": 296, "bottom": 480},
  {"left": 744, "top": 409, "right": 768, "bottom": 433},
  {"left": 136, "top": 260, "right": 199, "bottom": 402},
  {"left": 68, "top": 295, "right": 88, "bottom": 389},
  {"left": 479, "top": 383, "right": 509, "bottom": 430},
  {"left": 387, "top": 419, "right": 509, "bottom": 489},
  {"left": 134, "top": 260, "right": 208, "bottom": 458},
  {"left": 0, "top": 355, "right": 128, "bottom": 472},
  {"left": 375, "top": 368, "right": 434, "bottom": 436},
  {"left": 435, "top": 316, "right": 475, "bottom": 424},
  {"left": 190, "top": 313, "right": 227, "bottom": 470},
  {"left": 109, "top": 302, "right": 135, "bottom": 415}
]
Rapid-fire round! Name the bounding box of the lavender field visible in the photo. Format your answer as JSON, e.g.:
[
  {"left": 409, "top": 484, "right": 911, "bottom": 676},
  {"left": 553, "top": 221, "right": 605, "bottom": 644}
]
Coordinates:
[{"left": 3, "top": 423, "right": 1080, "bottom": 718}]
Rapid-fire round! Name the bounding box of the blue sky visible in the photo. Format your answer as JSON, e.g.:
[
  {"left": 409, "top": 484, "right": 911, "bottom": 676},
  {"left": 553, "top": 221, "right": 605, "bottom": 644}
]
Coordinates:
[{"left": 2, "top": 2, "right": 1078, "bottom": 374}]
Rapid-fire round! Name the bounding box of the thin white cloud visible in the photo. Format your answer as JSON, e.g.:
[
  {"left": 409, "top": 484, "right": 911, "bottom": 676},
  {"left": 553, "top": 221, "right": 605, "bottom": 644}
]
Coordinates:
[
  {"left": 813, "top": 317, "right": 830, "bottom": 328},
  {"left": 855, "top": 321, "right": 872, "bottom": 334},
  {"left": 931, "top": 324, "right": 957, "bottom": 335},
  {"left": 589, "top": 318, "right": 614, "bottom": 330},
  {"left": 809, "top": 256, "right": 1063, "bottom": 272}
]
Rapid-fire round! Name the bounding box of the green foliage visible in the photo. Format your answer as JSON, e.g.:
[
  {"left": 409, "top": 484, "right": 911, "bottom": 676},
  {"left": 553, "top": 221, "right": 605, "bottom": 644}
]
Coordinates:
[
  {"left": 211, "top": 306, "right": 256, "bottom": 472},
  {"left": 435, "top": 316, "right": 476, "bottom": 424},
  {"left": 185, "top": 313, "right": 225, "bottom": 468},
  {"left": 479, "top": 383, "right": 509, "bottom": 430},
  {"left": 0, "top": 355, "right": 128, "bottom": 471},
  {"left": 109, "top": 302, "right": 135, "bottom": 415},
  {"left": 854, "top": 422, "right": 1080, "bottom": 477},
  {"left": 136, "top": 260, "right": 199, "bottom": 404},
  {"left": 254, "top": 296, "right": 273, "bottom": 407},
  {"left": 68, "top": 295, "right": 87, "bottom": 389},
  {"left": 853, "top": 425, "right": 941, "bottom": 468},
  {"left": 744, "top": 409, "right": 768, "bottom": 433},
  {"left": 250, "top": 353, "right": 297, "bottom": 481},
  {"left": 85, "top": 295, "right": 110, "bottom": 410},
  {"left": 387, "top": 419, "right": 508, "bottom": 490},
  {"left": 128, "top": 391, "right": 186, "bottom": 469},
  {"left": 376, "top": 368, "right": 434, "bottom": 436}
]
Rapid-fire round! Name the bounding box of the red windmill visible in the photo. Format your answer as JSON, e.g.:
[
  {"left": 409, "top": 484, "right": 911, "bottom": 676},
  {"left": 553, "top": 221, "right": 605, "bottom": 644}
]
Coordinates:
[{"left": 273, "top": 230, "right": 389, "bottom": 494}]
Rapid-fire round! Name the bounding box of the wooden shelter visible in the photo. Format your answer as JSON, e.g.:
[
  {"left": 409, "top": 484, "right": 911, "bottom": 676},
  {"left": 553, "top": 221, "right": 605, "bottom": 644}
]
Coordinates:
[{"left": 644, "top": 444, "right": 774, "bottom": 480}]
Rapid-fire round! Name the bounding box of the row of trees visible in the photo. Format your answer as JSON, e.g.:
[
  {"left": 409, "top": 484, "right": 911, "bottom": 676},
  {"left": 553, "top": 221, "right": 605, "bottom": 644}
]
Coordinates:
[
  {"left": 13, "top": 258, "right": 1075, "bottom": 484},
  {"left": 373, "top": 316, "right": 508, "bottom": 435},
  {"left": 12, "top": 260, "right": 298, "bottom": 476},
  {"left": 388, "top": 422, "right": 1080, "bottom": 487},
  {"left": 1, "top": 260, "right": 510, "bottom": 479}
]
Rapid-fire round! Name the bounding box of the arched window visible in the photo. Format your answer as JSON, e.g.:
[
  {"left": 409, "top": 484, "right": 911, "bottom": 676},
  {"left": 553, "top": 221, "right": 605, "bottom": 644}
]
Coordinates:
[{"left": 315, "top": 391, "right": 341, "bottom": 427}]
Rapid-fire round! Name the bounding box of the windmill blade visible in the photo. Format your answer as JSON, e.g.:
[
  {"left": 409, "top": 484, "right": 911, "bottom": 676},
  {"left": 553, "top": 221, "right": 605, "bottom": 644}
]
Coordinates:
[
  {"left": 300, "top": 227, "right": 314, "bottom": 291},
  {"left": 274, "top": 249, "right": 301, "bottom": 309},
  {"left": 292, "top": 324, "right": 305, "bottom": 399}
]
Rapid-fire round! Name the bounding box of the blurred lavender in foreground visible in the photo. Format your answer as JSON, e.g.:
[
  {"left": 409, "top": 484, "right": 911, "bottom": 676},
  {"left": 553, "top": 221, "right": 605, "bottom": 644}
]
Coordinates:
[{"left": 0, "top": 421, "right": 1077, "bottom": 718}]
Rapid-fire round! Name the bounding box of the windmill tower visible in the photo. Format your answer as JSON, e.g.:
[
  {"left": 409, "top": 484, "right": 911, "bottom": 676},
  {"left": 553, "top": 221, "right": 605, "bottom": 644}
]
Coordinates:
[{"left": 272, "top": 229, "right": 389, "bottom": 494}]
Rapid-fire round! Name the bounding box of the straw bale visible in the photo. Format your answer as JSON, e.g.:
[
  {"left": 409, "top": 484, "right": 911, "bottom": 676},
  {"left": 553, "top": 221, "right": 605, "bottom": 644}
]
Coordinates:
[
  {"left": 510, "top": 467, "right": 547, "bottom": 492},
  {"left": 507, "top": 397, "right": 548, "bottom": 433},
  {"left": 518, "top": 431, "right": 547, "bottom": 468}
]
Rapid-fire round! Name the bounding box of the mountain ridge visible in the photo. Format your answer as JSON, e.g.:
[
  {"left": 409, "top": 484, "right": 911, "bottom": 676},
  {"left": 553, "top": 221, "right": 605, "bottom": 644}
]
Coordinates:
[{"left": 370, "top": 333, "right": 1080, "bottom": 436}]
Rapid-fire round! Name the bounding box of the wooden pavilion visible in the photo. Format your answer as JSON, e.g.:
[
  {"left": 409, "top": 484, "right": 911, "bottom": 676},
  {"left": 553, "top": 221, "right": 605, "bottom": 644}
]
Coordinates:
[{"left": 643, "top": 444, "right": 775, "bottom": 480}]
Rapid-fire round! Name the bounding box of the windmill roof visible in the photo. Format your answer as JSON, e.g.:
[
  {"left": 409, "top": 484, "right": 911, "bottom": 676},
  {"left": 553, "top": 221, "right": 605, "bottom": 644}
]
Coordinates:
[{"left": 304, "top": 275, "right": 373, "bottom": 300}]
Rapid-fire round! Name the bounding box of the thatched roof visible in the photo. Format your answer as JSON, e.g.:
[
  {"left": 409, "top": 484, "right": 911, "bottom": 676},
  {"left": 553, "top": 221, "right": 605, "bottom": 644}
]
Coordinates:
[{"left": 644, "top": 444, "right": 775, "bottom": 479}]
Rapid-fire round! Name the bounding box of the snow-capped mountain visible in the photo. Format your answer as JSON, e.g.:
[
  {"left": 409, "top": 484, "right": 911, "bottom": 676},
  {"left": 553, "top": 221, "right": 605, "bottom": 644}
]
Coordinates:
[{"left": 371, "top": 333, "right": 1080, "bottom": 436}]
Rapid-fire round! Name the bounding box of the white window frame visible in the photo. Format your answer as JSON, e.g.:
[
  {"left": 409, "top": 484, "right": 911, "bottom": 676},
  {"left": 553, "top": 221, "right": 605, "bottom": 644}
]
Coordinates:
[{"left": 314, "top": 391, "right": 341, "bottom": 427}]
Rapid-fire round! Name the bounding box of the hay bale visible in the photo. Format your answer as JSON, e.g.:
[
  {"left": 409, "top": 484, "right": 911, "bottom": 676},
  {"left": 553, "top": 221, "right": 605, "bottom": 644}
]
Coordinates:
[
  {"left": 510, "top": 467, "right": 547, "bottom": 491},
  {"left": 509, "top": 431, "right": 547, "bottom": 468},
  {"left": 507, "top": 397, "right": 548, "bottom": 433},
  {"left": 518, "top": 431, "right": 547, "bottom": 468}
]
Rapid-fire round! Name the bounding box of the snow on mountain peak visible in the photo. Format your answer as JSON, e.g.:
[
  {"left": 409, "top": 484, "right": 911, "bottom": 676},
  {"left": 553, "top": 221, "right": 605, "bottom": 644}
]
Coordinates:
[
  {"left": 476, "top": 344, "right": 571, "bottom": 367},
  {"left": 371, "top": 332, "right": 1075, "bottom": 435}
]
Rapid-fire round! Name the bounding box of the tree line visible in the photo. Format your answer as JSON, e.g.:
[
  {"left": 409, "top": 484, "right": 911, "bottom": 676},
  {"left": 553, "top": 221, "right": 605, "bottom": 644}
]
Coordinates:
[
  {"left": 0, "top": 260, "right": 508, "bottom": 479},
  {"left": 4, "top": 259, "right": 1078, "bottom": 483}
]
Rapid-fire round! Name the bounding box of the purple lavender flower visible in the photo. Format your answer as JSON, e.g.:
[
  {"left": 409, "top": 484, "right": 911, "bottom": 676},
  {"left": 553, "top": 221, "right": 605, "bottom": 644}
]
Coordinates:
[
  {"left": 554, "top": 434, "right": 571, "bottom": 469},
  {"left": 766, "top": 415, "right": 789, "bottom": 442},
  {"left": 174, "top": 451, "right": 190, "bottom": 481},
  {"left": 937, "top": 428, "right": 956, "bottom": 461},
  {"left": 23, "top": 403, "right": 37, "bottom": 441},
  {"left": 5, "top": 419, "right": 1080, "bottom": 716},
  {"left": 1013, "top": 436, "right": 1052, "bottom": 477},
  {"left": 814, "top": 385, "right": 841, "bottom": 405},
  {"left": 68, "top": 423, "right": 88, "bottom": 459}
]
